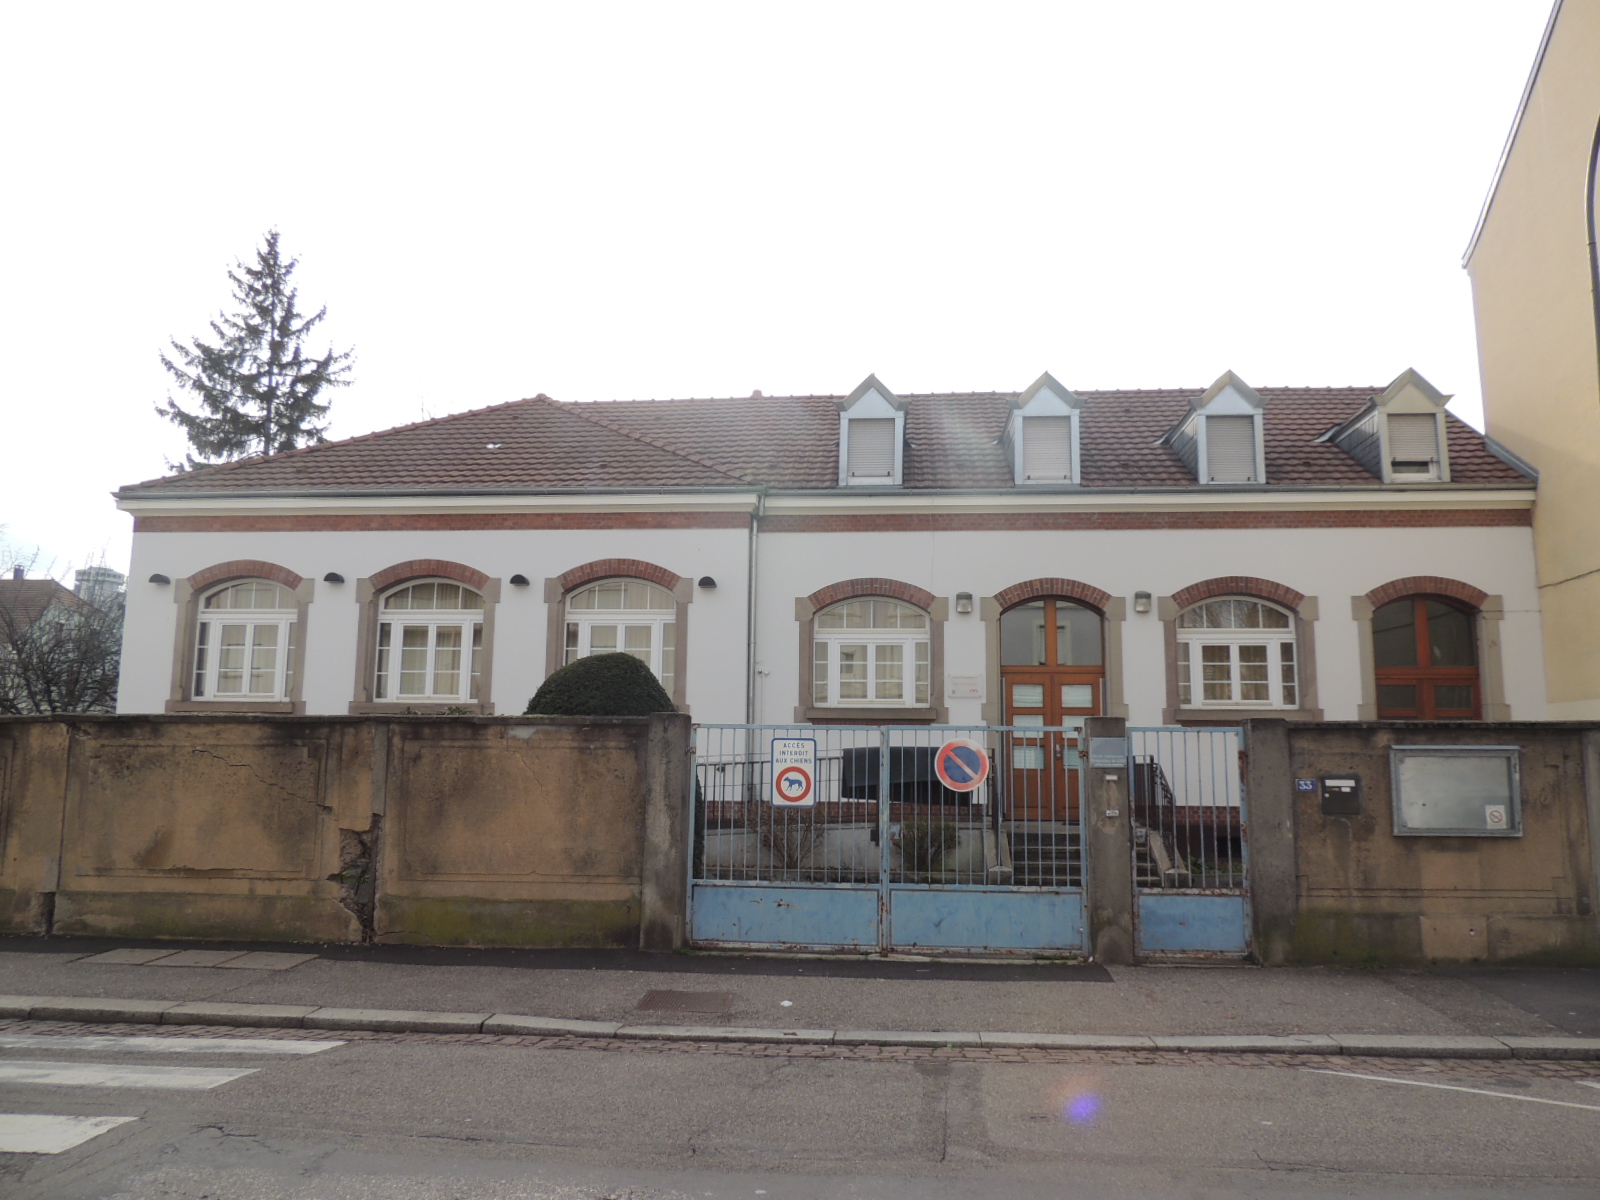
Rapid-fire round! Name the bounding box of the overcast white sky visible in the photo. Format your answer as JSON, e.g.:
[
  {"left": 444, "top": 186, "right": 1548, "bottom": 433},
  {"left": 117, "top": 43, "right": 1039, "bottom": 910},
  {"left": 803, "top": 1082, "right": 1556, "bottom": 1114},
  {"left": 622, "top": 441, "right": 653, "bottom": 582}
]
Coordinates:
[{"left": 0, "top": 1, "right": 1553, "bottom": 579}]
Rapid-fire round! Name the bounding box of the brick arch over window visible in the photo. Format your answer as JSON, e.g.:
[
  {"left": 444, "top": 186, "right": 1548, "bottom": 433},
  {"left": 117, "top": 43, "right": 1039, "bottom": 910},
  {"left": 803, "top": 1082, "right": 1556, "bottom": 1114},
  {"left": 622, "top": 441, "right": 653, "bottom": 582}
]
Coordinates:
[
  {"left": 370, "top": 559, "right": 490, "bottom": 594},
  {"left": 1366, "top": 576, "right": 1488, "bottom": 611},
  {"left": 187, "top": 560, "right": 303, "bottom": 592},
  {"left": 559, "top": 558, "right": 682, "bottom": 594},
  {"left": 993, "top": 578, "right": 1112, "bottom": 613},
  {"left": 1173, "top": 576, "right": 1306, "bottom": 613},
  {"left": 808, "top": 577, "right": 937, "bottom": 613}
]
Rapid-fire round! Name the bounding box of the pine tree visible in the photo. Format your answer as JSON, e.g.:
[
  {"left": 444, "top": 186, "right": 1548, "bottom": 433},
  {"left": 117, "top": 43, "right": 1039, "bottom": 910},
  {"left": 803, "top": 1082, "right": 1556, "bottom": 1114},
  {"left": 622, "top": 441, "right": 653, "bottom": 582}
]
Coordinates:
[{"left": 159, "top": 230, "right": 354, "bottom": 468}]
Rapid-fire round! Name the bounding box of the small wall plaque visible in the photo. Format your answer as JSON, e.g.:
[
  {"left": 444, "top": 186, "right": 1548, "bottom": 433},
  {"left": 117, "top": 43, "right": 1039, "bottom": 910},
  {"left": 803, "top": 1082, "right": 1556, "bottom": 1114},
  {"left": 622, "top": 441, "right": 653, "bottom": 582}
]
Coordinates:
[
  {"left": 945, "top": 674, "right": 984, "bottom": 701},
  {"left": 1088, "top": 737, "right": 1127, "bottom": 769}
]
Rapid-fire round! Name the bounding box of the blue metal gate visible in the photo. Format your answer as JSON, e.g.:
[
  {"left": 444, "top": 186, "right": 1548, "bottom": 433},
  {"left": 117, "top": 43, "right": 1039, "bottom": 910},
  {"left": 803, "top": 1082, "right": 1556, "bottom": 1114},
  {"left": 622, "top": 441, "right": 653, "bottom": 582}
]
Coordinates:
[
  {"left": 1127, "top": 726, "right": 1251, "bottom": 958},
  {"left": 689, "top": 724, "right": 1088, "bottom": 955}
]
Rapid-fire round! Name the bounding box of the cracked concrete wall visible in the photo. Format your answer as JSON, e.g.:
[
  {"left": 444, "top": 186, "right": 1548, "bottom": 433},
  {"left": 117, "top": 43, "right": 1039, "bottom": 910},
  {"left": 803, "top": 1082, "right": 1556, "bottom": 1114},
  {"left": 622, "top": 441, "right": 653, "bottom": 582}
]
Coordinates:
[{"left": 0, "top": 713, "right": 691, "bottom": 948}]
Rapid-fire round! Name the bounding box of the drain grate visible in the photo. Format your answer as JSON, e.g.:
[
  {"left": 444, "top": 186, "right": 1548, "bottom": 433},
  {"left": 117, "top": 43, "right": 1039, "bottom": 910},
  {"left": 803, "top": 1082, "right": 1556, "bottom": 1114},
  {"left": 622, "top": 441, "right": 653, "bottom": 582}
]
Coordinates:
[{"left": 635, "top": 989, "right": 736, "bottom": 1014}]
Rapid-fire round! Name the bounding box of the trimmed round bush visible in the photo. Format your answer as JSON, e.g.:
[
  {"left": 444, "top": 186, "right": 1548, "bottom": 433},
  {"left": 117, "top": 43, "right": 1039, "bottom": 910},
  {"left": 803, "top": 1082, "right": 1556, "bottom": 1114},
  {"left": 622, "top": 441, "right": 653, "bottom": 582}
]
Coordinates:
[{"left": 524, "top": 652, "right": 675, "bottom": 716}]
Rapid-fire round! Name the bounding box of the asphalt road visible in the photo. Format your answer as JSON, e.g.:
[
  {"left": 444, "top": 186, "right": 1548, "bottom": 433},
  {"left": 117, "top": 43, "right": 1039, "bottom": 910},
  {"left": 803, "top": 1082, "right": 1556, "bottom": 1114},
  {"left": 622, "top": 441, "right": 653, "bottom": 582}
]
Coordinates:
[{"left": 4, "top": 1029, "right": 1600, "bottom": 1199}]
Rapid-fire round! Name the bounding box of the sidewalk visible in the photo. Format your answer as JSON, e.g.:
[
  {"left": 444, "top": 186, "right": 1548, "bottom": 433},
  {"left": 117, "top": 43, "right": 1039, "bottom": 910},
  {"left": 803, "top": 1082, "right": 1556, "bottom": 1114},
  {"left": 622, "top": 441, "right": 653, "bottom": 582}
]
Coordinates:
[{"left": 2, "top": 936, "right": 1597, "bottom": 1052}]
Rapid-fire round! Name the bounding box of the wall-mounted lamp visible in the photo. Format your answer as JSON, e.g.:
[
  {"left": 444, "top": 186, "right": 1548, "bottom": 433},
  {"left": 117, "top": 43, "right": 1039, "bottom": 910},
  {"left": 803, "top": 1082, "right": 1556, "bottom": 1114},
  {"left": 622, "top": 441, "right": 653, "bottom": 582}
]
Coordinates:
[
  {"left": 698, "top": 576, "right": 717, "bottom": 589},
  {"left": 322, "top": 572, "right": 345, "bottom": 584},
  {"left": 509, "top": 574, "right": 530, "bottom": 587},
  {"left": 148, "top": 573, "right": 171, "bottom": 585},
  {"left": 1133, "top": 591, "right": 1152, "bottom": 614},
  {"left": 955, "top": 592, "right": 973, "bottom": 615}
]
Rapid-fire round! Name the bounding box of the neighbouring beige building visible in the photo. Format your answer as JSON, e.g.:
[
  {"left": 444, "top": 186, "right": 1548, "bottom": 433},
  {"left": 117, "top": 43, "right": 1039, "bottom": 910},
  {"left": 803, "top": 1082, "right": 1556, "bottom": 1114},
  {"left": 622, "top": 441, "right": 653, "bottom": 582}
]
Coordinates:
[{"left": 1466, "top": 0, "right": 1600, "bottom": 718}]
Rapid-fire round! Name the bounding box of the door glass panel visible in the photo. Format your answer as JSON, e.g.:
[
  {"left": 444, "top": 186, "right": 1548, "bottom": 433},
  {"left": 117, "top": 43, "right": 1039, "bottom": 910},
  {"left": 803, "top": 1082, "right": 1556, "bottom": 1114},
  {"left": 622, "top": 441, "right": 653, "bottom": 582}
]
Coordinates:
[
  {"left": 248, "top": 624, "right": 278, "bottom": 693},
  {"left": 217, "top": 625, "right": 247, "bottom": 693},
  {"left": 399, "top": 626, "right": 429, "bottom": 694},
  {"left": 1378, "top": 683, "right": 1417, "bottom": 710},
  {"left": 874, "top": 643, "right": 904, "bottom": 700},
  {"left": 1372, "top": 601, "right": 1418, "bottom": 668},
  {"left": 1238, "top": 644, "right": 1269, "bottom": 701},
  {"left": 1011, "top": 683, "right": 1045, "bottom": 708},
  {"left": 589, "top": 625, "right": 617, "bottom": 652},
  {"left": 434, "top": 626, "right": 463, "bottom": 696},
  {"left": 1001, "top": 602, "right": 1047, "bottom": 665},
  {"left": 838, "top": 645, "right": 868, "bottom": 700},
  {"left": 1435, "top": 684, "right": 1474, "bottom": 710},
  {"left": 1012, "top": 746, "right": 1047, "bottom": 769},
  {"left": 1426, "top": 602, "right": 1476, "bottom": 667},
  {"left": 623, "top": 625, "right": 652, "bottom": 667},
  {"left": 1201, "top": 644, "right": 1232, "bottom": 701},
  {"left": 1012, "top": 714, "right": 1045, "bottom": 737},
  {"left": 1056, "top": 603, "right": 1103, "bottom": 665},
  {"left": 1060, "top": 683, "right": 1095, "bottom": 709}
]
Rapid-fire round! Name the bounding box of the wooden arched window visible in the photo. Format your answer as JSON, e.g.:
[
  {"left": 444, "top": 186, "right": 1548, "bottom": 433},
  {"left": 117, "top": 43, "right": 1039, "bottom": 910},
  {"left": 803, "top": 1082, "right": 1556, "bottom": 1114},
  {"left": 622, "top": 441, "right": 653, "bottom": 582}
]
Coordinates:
[{"left": 1373, "top": 596, "right": 1479, "bottom": 719}]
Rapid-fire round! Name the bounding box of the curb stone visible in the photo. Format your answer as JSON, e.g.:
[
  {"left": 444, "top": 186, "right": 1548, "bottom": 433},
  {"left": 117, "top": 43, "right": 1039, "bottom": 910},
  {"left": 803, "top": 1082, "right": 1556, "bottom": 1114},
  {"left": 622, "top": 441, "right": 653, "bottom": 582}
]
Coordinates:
[{"left": 1, "top": 996, "right": 1597, "bottom": 1060}]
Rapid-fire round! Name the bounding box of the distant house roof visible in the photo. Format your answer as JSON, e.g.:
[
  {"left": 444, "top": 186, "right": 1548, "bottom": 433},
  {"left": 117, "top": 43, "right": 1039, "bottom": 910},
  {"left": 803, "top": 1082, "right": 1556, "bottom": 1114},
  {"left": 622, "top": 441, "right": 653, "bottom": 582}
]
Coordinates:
[
  {"left": 0, "top": 578, "right": 83, "bottom": 633},
  {"left": 116, "top": 386, "right": 1530, "bottom": 498}
]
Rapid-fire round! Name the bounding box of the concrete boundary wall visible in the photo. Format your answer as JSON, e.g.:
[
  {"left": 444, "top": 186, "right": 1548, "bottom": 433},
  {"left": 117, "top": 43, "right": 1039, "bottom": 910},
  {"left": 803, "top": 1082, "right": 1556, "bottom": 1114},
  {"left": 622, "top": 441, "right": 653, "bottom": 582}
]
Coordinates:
[
  {"left": 1243, "top": 720, "right": 1600, "bottom": 966},
  {"left": 0, "top": 713, "right": 690, "bottom": 949}
]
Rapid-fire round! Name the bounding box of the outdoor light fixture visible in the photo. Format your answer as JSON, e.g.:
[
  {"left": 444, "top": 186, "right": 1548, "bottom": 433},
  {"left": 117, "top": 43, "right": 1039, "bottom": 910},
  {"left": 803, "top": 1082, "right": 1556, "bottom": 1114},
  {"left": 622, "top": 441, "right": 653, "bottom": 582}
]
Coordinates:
[
  {"left": 322, "top": 572, "right": 345, "bottom": 584},
  {"left": 698, "top": 576, "right": 717, "bottom": 589},
  {"left": 509, "top": 574, "right": 530, "bottom": 587},
  {"left": 148, "top": 574, "right": 171, "bottom": 585},
  {"left": 1134, "top": 591, "right": 1152, "bottom": 614},
  {"left": 955, "top": 592, "right": 973, "bottom": 614}
]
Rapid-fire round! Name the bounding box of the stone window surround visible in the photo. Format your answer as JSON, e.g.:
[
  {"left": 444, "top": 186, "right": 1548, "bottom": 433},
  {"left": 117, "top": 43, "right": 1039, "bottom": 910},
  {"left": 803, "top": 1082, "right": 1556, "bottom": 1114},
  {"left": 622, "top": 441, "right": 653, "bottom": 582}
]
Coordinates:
[
  {"left": 1352, "top": 575, "right": 1507, "bottom": 721},
  {"left": 167, "top": 560, "right": 312, "bottom": 715},
  {"left": 980, "top": 578, "right": 1128, "bottom": 724},
  {"left": 796, "top": 578, "right": 947, "bottom": 723},
  {"left": 1160, "top": 576, "right": 1323, "bottom": 724},
  {"left": 544, "top": 558, "right": 693, "bottom": 715},
  {"left": 350, "top": 559, "right": 500, "bottom": 715}
]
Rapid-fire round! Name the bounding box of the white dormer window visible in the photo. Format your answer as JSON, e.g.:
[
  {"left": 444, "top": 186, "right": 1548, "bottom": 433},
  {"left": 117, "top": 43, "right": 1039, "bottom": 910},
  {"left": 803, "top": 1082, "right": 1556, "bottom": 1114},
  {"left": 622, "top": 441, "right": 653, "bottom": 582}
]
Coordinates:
[
  {"left": 1204, "top": 416, "right": 1259, "bottom": 483},
  {"left": 837, "top": 374, "right": 906, "bottom": 487},
  {"left": 1165, "top": 371, "right": 1266, "bottom": 485},
  {"left": 1387, "top": 413, "right": 1442, "bottom": 479},
  {"left": 1008, "top": 372, "right": 1083, "bottom": 485}
]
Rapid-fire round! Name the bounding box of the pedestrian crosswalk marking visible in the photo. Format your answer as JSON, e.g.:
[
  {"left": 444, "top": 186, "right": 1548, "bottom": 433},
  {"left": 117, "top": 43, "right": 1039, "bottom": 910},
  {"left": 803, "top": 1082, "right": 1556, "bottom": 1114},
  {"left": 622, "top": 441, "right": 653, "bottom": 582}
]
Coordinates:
[
  {"left": 0, "top": 1034, "right": 342, "bottom": 1056},
  {"left": 0, "top": 1114, "right": 138, "bottom": 1154},
  {"left": 0, "top": 1060, "right": 257, "bottom": 1090}
]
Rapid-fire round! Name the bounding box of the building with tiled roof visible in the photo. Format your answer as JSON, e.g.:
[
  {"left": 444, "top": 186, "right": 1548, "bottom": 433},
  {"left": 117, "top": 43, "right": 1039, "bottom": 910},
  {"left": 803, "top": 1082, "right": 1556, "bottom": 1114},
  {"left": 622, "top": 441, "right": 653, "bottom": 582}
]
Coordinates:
[{"left": 114, "top": 368, "right": 1545, "bottom": 727}]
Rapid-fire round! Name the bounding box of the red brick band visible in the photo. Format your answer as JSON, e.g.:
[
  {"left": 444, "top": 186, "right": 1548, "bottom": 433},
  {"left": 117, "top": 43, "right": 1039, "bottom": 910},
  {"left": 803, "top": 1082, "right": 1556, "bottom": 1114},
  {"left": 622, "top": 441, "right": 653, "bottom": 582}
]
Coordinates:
[
  {"left": 187, "top": 560, "right": 303, "bottom": 592},
  {"left": 135, "top": 512, "right": 750, "bottom": 533},
  {"left": 808, "top": 578, "right": 937, "bottom": 612},
  {"left": 1366, "top": 576, "right": 1488, "bottom": 610},
  {"left": 1172, "top": 576, "right": 1306, "bottom": 612},
  {"left": 370, "top": 559, "right": 491, "bottom": 593},
  {"left": 763, "top": 510, "right": 1530, "bottom": 532},
  {"left": 993, "top": 578, "right": 1113, "bottom": 612},
  {"left": 559, "top": 558, "right": 682, "bottom": 593}
]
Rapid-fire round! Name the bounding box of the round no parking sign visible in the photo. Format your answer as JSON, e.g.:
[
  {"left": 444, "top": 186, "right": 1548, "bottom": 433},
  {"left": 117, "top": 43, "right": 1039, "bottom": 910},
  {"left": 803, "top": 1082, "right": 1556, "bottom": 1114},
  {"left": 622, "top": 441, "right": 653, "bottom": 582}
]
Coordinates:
[{"left": 935, "top": 738, "right": 990, "bottom": 792}]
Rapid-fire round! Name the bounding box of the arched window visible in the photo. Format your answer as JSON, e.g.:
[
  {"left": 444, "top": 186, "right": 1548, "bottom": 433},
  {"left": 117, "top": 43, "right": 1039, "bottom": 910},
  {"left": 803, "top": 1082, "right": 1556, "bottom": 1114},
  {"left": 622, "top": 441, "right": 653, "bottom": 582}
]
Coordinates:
[
  {"left": 1373, "top": 596, "right": 1479, "bottom": 719},
  {"left": 812, "top": 598, "right": 929, "bottom": 707},
  {"left": 565, "top": 578, "right": 677, "bottom": 694},
  {"left": 374, "top": 580, "right": 485, "bottom": 702},
  {"left": 194, "top": 580, "right": 298, "bottom": 700},
  {"left": 1177, "top": 597, "right": 1297, "bottom": 708}
]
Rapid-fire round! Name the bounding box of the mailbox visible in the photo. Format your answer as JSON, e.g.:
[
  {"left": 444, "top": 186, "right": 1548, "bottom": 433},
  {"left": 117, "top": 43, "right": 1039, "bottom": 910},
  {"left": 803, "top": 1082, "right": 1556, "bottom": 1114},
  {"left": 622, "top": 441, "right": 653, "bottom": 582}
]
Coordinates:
[{"left": 1321, "top": 775, "right": 1361, "bottom": 816}]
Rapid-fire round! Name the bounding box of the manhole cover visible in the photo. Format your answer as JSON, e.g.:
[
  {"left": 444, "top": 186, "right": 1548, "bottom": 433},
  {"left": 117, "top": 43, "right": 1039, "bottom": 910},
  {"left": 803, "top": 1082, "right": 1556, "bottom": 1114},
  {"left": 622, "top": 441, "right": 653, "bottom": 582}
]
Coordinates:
[{"left": 636, "top": 989, "right": 736, "bottom": 1014}]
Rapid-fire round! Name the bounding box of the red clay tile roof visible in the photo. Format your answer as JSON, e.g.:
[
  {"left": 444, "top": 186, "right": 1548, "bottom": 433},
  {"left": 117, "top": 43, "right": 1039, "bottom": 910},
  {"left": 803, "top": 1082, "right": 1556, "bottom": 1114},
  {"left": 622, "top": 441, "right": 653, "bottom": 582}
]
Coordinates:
[{"left": 118, "top": 387, "right": 1529, "bottom": 496}]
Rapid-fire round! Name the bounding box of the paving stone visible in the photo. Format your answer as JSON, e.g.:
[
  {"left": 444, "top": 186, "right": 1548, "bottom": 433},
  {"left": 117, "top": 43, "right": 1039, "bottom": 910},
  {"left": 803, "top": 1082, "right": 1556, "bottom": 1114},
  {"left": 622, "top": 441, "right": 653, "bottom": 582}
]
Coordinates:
[
  {"left": 304, "top": 1008, "right": 488, "bottom": 1033},
  {"left": 1154, "top": 1034, "right": 1340, "bottom": 1054},
  {"left": 78, "top": 949, "right": 179, "bottom": 966},
  {"left": 980, "top": 1032, "right": 1158, "bottom": 1049},
  {"left": 481, "top": 1016, "right": 623, "bottom": 1037},
  {"left": 214, "top": 952, "right": 318, "bottom": 971},
  {"left": 146, "top": 950, "right": 248, "bottom": 968},
  {"left": 0, "top": 996, "right": 50, "bottom": 1019},
  {"left": 161, "top": 1002, "right": 318, "bottom": 1028},
  {"left": 1498, "top": 1037, "right": 1600, "bottom": 1060},
  {"left": 834, "top": 1030, "right": 983, "bottom": 1047},
  {"left": 1333, "top": 1034, "right": 1511, "bottom": 1059},
  {"left": 29, "top": 998, "right": 178, "bottom": 1024}
]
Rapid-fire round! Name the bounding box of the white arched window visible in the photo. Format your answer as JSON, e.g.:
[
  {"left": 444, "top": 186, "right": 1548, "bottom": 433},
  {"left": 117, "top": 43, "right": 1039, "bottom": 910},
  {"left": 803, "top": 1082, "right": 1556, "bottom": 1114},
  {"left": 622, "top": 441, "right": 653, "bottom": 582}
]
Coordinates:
[
  {"left": 374, "top": 580, "right": 485, "bottom": 702},
  {"left": 812, "top": 598, "right": 929, "bottom": 707},
  {"left": 1177, "top": 597, "right": 1297, "bottom": 708},
  {"left": 565, "top": 579, "right": 677, "bottom": 694},
  {"left": 195, "top": 580, "right": 297, "bottom": 700}
]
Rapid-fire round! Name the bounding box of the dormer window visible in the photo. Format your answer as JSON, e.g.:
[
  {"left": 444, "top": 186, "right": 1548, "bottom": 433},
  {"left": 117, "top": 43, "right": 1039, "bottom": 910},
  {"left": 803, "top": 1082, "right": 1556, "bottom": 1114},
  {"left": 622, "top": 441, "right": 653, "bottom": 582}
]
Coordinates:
[
  {"left": 837, "top": 374, "right": 905, "bottom": 487},
  {"left": 1007, "top": 372, "right": 1082, "bottom": 485},
  {"left": 1387, "top": 413, "right": 1442, "bottom": 478},
  {"left": 1203, "top": 416, "right": 1258, "bottom": 483},
  {"left": 1162, "top": 371, "right": 1266, "bottom": 486}
]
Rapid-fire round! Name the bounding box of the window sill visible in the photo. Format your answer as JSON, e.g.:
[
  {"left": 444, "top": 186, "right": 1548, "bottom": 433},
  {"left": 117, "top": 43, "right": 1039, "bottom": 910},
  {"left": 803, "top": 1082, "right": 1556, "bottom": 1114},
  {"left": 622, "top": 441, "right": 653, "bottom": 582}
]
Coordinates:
[
  {"left": 348, "top": 701, "right": 496, "bottom": 715},
  {"left": 1165, "top": 706, "right": 1323, "bottom": 724},
  {"left": 799, "top": 705, "right": 946, "bottom": 724},
  {"left": 165, "top": 699, "right": 302, "bottom": 715}
]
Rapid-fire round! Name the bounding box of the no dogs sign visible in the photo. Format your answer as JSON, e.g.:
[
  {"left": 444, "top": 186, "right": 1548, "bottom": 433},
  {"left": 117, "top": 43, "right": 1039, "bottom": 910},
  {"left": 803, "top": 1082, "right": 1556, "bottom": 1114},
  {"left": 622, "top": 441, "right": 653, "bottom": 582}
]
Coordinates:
[{"left": 771, "top": 738, "right": 817, "bottom": 807}]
